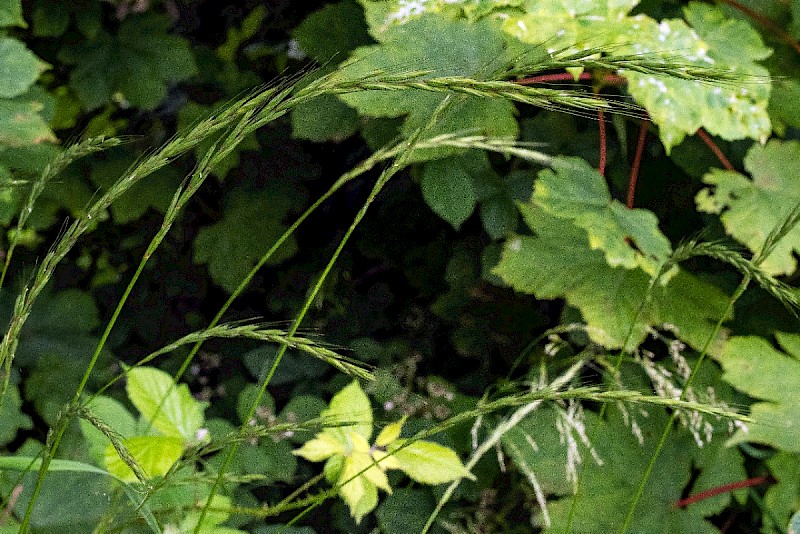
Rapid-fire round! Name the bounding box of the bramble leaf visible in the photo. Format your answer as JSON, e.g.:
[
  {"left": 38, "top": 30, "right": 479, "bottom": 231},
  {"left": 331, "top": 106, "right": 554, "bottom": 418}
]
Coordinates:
[
  {"left": 716, "top": 334, "right": 800, "bottom": 452},
  {"left": 0, "top": 0, "right": 24, "bottom": 28},
  {"left": 0, "top": 38, "right": 42, "bottom": 98},
  {"left": 421, "top": 157, "right": 477, "bottom": 230},
  {"left": 504, "top": 405, "right": 738, "bottom": 532},
  {"left": 493, "top": 204, "right": 729, "bottom": 351},
  {"left": 696, "top": 139, "right": 800, "bottom": 276},
  {"left": 333, "top": 15, "right": 518, "bottom": 157},
  {"left": 193, "top": 186, "right": 301, "bottom": 293},
  {"left": 58, "top": 13, "right": 196, "bottom": 110},
  {"left": 534, "top": 157, "right": 671, "bottom": 276}
]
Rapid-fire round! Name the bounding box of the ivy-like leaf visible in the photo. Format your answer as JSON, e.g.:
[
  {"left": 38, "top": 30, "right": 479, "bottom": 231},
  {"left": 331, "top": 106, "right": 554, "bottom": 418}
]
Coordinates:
[
  {"left": 534, "top": 157, "right": 671, "bottom": 276},
  {"left": 716, "top": 334, "right": 800, "bottom": 452},
  {"left": 58, "top": 13, "right": 197, "bottom": 110},
  {"left": 193, "top": 187, "right": 302, "bottom": 294},
  {"left": 126, "top": 366, "right": 207, "bottom": 442},
  {"left": 493, "top": 204, "right": 729, "bottom": 351},
  {"left": 504, "top": 406, "right": 734, "bottom": 532},
  {"left": 696, "top": 139, "right": 800, "bottom": 276}
]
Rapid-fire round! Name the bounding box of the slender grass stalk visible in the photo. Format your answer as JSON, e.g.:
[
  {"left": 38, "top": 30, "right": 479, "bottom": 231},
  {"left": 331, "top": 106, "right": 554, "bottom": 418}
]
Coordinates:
[
  {"left": 4, "top": 54, "right": 758, "bottom": 531},
  {"left": 191, "top": 91, "right": 459, "bottom": 533},
  {"left": 0, "top": 136, "right": 122, "bottom": 290}
]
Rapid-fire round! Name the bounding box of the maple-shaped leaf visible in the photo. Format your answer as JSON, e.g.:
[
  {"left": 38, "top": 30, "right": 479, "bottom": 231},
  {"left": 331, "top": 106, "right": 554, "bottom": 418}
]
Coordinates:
[
  {"left": 58, "top": 13, "right": 196, "bottom": 110},
  {"left": 504, "top": 405, "right": 743, "bottom": 533},
  {"left": 494, "top": 2, "right": 771, "bottom": 151},
  {"left": 493, "top": 203, "right": 729, "bottom": 351},
  {"left": 616, "top": 5, "right": 771, "bottom": 150},
  {"left": 717, "top": 333, "right": 800, "bottom": 453},
  {"left": 332, "top": 14, "right": 518, "bottom": 157},
  {"left": 533, "top": 157, "right": 671, "bottom": 276},
  {"left": 696, "top": 139, "right": 800, "bottom": 276},
  {"left": 193, "top": 186, "right": 303, "bottom": 294}
]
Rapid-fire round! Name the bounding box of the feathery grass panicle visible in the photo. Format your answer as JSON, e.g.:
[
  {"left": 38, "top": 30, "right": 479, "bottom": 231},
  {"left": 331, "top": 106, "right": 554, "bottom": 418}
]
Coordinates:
[{"left": 0, "top": 136, "right": 122, "bottom": 290}]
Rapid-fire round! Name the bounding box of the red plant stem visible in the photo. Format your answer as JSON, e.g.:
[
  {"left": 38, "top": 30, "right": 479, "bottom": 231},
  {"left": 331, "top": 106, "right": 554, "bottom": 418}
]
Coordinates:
[
  {"left": 696, "top": 128, "right": 735, "bottom": 171},
  {"left": 598, "top": 109, "right": 607, "bottom": 176},
  {"left": 628, "top": 119, "right": 649, "bottom": 209},
  {"left": 715, "top": 0, "right": 800, "bottom": 55},
  {"left": 674, "top": 475, "right": 772, "bottom": 508}
]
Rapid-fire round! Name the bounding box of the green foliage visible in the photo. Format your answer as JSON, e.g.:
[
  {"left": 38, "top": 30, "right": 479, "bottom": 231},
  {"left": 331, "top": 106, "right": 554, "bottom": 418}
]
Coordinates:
[
  {"left": 294, "top": 381, "right": 471, "bottom": 523},
  {"left": 717, "top": 334, "right": 800, "bottom": 452},
  {"left": 58, "top": 13, "right": 197, "bottom": 110},
  {"left": 2, "top": 0, "right": 800, "bottom": 531},
  {"left": 193, "top": 185, "right": 304, "bottom": 293},
  {"left": 697, "top": 139, "right": 800, "bottom": 275}
]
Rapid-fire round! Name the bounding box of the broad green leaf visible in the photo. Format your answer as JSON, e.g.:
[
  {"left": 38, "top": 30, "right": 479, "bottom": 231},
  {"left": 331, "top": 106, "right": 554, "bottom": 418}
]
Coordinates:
[
  {"left": 291, "top": 94, "right": 360, "bottom": 142},
  {"left": 0, "top": 384, "right": 32, "bottom": 447},
  {"left": 0, "top": 455, "right": 115, "bottom": 479},
  {"left": 293, "top": 432, "right": 346, "bottom": 462},
  {"left": 388, "top": 439, "right": 473, "bottom": 484},
  {"left": 376, "top": 488, "right": 437, "bottom": 534},
  {"left": 493, "top": 204, "right": 729, "bottom": 351},
  {"left": 58, "top": 13, "right": 196, "bottom": 110},
  {"left": 0, "top": 0, "right": 24, "bottom": 28},
  {"left": 89, "top": 148, "right": 184, "bottom": 223},
  {"left": 0, "top": 38, "right": 42, "bottom": 98},
  {"left": 338, "top": 449, "right": 380, "bottom": 524},
  {"left": 177, "top": 101, "right": 259, "bottom": 180},
  {"left": 534, "top": 157, "right": 671, "bottom": 275},
  {"left": 616, "top": 7, "right": 771, "bottom": 150},
  {"left": 421, "top": 157, "right": 477, "bottom": 229},
  {"left": 480, "top": 194, "right": 518, "bottom": 239},
  {"left": 0, "top": 93, "right": 57, "bottom": 146},
  {"left": 716, "top": 335, "right": 800, "bottom": 452},
  {"left": 193, "top": 187, "right": 300, "bottom": 293},
  {"left": 375, "top": 417, "right": 405, "bottom": 446},
  {"left": 765, "top": 453, "right": 800, "bottom": 531},
  {"left": 510, "top": 407, "right": 723, "bottom": 532},
  {"left": 103, "top": 435, "right": 184, "bottom": 483},
  {"left": 180, "top": 495, "right": 246, "bottom": 534},
  {"left": 696, "top": 140, "right": 800, "bottom": 276},
  {"left": 323, "top": 380, "right": 373, "bottom": 442},
  {"left": 126, "top": 366, "right": 207, "bottom": 442},
  {"left": 496, "top": 2, "right": 770, "bottom": 151}
]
